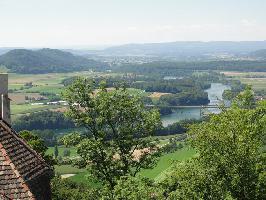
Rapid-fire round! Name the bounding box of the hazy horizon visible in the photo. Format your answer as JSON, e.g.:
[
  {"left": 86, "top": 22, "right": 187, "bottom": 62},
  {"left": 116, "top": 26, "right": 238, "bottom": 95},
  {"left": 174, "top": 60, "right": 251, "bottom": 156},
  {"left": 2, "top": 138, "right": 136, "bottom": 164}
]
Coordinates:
[{"left": 1, "top": 0, "right": 266, "bottom": 48}]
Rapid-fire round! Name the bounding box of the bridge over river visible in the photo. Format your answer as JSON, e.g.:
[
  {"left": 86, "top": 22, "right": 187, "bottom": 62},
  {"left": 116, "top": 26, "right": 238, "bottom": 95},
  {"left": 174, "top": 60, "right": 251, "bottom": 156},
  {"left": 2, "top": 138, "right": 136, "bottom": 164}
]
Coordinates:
[
  {"left": 146, "top": 104, "right": 229, "bottom": 120},
  {"left": 145, "top": 104, "right": 223, "bottom": 109}
]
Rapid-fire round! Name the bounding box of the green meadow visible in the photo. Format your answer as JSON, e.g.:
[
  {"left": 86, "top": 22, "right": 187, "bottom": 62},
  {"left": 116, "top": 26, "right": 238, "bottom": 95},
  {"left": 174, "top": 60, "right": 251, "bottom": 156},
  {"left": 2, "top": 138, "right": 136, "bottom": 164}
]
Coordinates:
[
  {"left": 49, "top": 144, "right": 196, "bottom": 186},
  {"left": 222, "top": 71, "right": 266, "bottom": 91}
]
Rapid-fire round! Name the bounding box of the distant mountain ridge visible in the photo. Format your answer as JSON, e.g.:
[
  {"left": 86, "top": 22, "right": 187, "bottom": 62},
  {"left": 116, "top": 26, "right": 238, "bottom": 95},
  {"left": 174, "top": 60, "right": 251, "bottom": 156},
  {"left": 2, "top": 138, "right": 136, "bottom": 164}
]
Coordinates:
[
  {"left": 98, "top": 41, "right": 266, "bottom": 57},
  {"left": 0, "top": 48, "right": 107, "bottom": 74},
  {"left": 249, "top": 49, "right": 266, "bottom": 59}
]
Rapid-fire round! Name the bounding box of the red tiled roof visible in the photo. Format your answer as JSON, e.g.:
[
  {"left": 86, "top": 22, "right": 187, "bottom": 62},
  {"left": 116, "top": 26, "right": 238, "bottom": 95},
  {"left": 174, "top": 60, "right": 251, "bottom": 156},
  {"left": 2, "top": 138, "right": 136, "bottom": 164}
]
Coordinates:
[{"left": 0, "top": 120, "right": 52, "bottom": 199}]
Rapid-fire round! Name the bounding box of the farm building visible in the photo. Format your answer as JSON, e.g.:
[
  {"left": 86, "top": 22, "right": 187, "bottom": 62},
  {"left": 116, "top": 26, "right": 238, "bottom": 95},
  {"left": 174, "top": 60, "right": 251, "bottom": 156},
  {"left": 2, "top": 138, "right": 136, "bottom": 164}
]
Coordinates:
[{"left": 0, "top": 74, "right": 52, "bottom": 200}]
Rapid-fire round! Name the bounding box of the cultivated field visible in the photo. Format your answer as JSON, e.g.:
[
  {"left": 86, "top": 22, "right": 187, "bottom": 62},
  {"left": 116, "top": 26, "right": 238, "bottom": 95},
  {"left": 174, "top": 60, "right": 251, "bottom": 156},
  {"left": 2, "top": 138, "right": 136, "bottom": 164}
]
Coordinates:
[
  {"left": 9, "top": 71, "right": 152, "bottom": 117},
  {"left": 149, "top": 92, "right": 171, "bottom": 99},
  {"left": 9, "top": 93, "right": 44, "bottom": 104},
  {"left": 221, "top": 71, "right": 266, "bottom": 91},
  {"left": 7, "top": 72, "right": 110, "bottom": 115}
]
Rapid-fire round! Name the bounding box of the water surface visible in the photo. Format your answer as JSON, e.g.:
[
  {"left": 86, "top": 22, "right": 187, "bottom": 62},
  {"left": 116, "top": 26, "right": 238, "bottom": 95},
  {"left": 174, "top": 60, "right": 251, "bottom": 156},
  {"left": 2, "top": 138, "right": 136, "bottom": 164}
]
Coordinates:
[{"left": 161, "top": 83, "right": 230, "bottom": 127}]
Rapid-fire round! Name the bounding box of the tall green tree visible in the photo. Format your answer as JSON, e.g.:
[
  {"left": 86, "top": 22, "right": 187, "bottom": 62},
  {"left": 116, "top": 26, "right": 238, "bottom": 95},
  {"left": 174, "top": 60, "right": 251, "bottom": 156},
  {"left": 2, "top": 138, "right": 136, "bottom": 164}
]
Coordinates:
[
  {"left": 54, "top": 143, "right": 59, "bottom": 159},
  {"left": 20, "top": 130, "right": 56, "bottom": 167},
  {"left": 20, "top": 130, "right": 48, "bottom": 157},
  {"left": 62, "top": 78, "right": 161, "bottom": 189},
  {"left": 162, "top": 91, "right": 266, "bottom": 199},
  {"left": 233, "top": 85, "right": 256, "bottom": 109}
]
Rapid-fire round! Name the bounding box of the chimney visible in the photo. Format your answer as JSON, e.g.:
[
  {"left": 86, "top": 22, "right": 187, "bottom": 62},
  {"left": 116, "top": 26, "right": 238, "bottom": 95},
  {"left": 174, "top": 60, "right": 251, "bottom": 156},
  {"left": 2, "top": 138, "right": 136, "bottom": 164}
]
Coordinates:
[{"left": 0, "top": 74, "right": 11, "bottom": 124}]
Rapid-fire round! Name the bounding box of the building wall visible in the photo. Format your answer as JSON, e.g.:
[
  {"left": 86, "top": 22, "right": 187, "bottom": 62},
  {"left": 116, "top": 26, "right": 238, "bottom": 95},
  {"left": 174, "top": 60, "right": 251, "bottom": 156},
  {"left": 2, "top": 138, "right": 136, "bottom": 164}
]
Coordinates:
[
  {"left": 0, "top": 74, "right": 8, "bottom": 94},
  {"left": 0, "top": 74, "right": 11, "bottom": 124}
]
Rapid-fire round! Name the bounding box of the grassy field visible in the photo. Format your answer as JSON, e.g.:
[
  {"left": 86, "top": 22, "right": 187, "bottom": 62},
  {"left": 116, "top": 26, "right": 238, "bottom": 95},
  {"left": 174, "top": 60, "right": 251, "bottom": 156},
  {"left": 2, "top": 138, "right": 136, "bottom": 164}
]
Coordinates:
[
  {"left": 52, "top": 144, "right": 195, "bottom": 186},
  {"left": 238, "top": 78, "right": 266, "bottom": 90},
  {"left": 55, "top": 165, "right": 85, "bottom": 175},
  {"left": 69, "top": 172, "right": 101, "bottom": 187},
  {"left": 11, "top": 104, "right": 50, "bottom": 114},
  {"left": 18, "top": 85, "right": 64, "bottom": 94},
  {"left": 140, "top": 147, "right": 196, "bottom": 181},
  {"left": 11, "top": 104, "right": 64, "bottom": 115},
  {"left": 222, "top": 71, "right": 266, "bottom": 91},
  {"left": 47, "top": 146, "right": 78, "bottom": 157},
  {"left": 8, "top": 71, "right": 99, "bottom": 96},
  {"left": 9, "top": 71, "right": 96, "bottom": 85}
]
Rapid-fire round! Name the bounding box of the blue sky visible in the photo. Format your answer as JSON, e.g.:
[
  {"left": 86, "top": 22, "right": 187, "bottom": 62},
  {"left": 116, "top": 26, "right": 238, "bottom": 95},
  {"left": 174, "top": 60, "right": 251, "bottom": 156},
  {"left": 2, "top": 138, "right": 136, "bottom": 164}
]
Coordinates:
[{"left": 0, "top": 0, "right": 265, "bottom": 47}]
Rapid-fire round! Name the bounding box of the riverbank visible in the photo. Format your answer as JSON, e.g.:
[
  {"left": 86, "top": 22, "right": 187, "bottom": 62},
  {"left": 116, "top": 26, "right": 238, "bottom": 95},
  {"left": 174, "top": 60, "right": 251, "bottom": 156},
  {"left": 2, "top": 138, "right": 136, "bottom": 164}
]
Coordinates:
[{"left": 161, "top": 83, "right": 230, "bottom": 126}]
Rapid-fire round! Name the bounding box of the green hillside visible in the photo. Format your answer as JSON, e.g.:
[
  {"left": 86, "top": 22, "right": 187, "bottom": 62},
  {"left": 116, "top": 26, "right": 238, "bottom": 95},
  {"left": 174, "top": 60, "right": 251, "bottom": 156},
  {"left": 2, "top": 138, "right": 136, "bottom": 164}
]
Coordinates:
[{"left": 0, "top": 48, "right": 108, "bottom": 73}]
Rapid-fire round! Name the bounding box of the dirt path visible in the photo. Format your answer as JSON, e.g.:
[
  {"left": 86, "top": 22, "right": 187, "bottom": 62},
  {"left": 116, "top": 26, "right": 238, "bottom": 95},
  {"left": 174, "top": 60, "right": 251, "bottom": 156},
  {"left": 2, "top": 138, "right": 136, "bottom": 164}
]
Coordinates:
[{"left": 61, "top": 174, "right": 76, "bottom": 179}]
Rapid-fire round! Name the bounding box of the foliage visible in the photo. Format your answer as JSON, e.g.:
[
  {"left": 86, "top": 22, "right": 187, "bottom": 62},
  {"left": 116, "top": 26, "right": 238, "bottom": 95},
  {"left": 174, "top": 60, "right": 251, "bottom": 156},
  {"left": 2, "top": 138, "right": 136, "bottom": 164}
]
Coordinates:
[
  {"left": 112, "top": 176, "right": 164, "bottom": 199},
  {"left": 40, "top": 92, "right": 62, "bottom": 101},
  {"left": 132, "top": 76, "right": 211, "bottom": 93},
  {"left": 31, "top": 129, "right": 57, "bottom": 147},
  {"left": 52, "top": 176, "right": 164, "bottom": 200},
  {"left": 233, "top": 85, "right": 256, "bottom": 109},
  {"left": 162, "top": 92, "right": 266, "bottom": 199},
  {"left": 155, "top": 119, "right": 201, "bottom": 136},
  {"left": 62, "top": 78, "right": 162, "bottom": 188},
  {"left": 60, "top": 132, "right": 83, "bottom": 147},
  {"left": 54, "top": 144, "right": 59, "bottom": 159},
  {"left": 62, "top": 75, "right": 132, "bottom": 88},
  {"left": 162, "top": 139, "right": 184, "bottom": 154},
  {"left": 63, "top": 149, "right": 71, "bottom": 157},
  {"left": 158, "top": 90, "right": 209, "bottom": 106},
  {"left": 222, "top": 89, "right": 234, "bottom": 100},
  {"left": 20, "top": 130, "right": 48, "bottom": 155},
  {"left": 13, "top": 111, "right": 76, "bottom": 132},
  {"left": 19, "top": 130, "right": 56, "bottom": 167},
  {"left": 51, "top": 176, "right": 101, "bottom": 200}
]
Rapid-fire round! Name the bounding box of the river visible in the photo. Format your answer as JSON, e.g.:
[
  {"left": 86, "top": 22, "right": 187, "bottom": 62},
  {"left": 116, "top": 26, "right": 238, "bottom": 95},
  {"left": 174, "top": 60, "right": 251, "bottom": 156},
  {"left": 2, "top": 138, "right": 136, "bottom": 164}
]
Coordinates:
[{"left": 161, "top": 83, "right": 231, "bottom": 127}]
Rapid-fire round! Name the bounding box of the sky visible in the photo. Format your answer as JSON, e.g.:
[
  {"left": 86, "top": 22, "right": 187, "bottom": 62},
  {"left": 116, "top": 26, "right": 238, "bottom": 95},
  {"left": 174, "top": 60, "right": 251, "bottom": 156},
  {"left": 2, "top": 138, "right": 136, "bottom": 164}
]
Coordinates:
[{"left": 0, "top": 0, "right": 266, "bottom": 48}]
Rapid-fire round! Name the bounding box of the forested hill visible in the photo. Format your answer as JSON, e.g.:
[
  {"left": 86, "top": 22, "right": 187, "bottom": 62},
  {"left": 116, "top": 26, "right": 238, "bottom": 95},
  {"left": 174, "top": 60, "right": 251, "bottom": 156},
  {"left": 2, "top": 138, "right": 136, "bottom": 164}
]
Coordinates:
[{"left": 0, "top": 48, "right": 108, "bottom": 73}]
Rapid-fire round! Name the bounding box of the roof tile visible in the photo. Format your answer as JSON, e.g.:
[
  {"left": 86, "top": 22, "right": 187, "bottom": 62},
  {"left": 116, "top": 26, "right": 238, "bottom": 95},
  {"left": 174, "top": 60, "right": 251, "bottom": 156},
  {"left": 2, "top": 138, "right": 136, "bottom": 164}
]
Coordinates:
[{"left": 0, "top": 120, "right": 52, "bottom": 199}]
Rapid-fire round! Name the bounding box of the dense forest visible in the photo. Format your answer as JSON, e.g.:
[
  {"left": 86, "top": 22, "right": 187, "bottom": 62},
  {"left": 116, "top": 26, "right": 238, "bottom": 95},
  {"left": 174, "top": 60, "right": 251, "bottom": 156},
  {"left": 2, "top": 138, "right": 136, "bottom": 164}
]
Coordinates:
[
  {"left": 0, "top": 48, "right": 108, "bottom": 73},
  {"left": 113, "top": 60, "right": 266, "bottom": 75},
  {"left": 13, "top": 111, "right": 75, "bottom": 131},
  {"left": 158, "top": 91, "right": 209, "bottom": 106}
]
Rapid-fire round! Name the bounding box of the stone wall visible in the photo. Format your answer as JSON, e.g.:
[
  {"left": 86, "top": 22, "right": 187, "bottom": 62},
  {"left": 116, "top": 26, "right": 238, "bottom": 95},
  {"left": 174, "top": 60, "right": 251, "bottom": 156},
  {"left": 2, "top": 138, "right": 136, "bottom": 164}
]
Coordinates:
[{"left": 0, "top": 74, "right": 11, "bottom": 124}]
